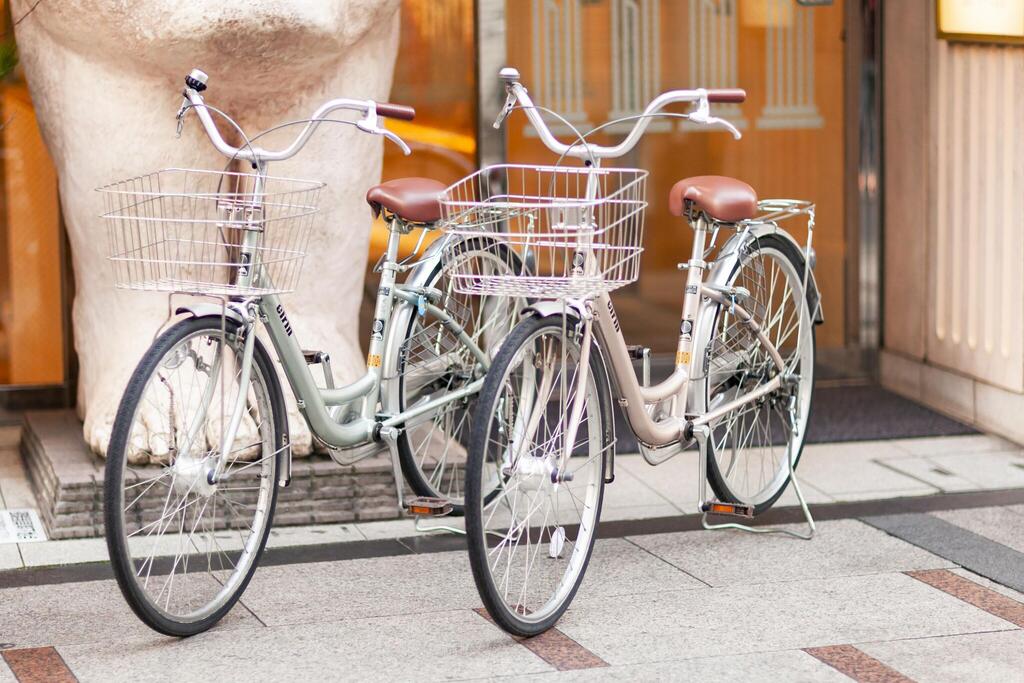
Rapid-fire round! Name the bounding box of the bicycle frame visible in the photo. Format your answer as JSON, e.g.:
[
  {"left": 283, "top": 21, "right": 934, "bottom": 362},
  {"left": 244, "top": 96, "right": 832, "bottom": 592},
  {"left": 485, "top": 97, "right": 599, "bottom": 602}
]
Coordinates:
[
  {"left": 200, "top": 212, "right": 490, "bottom": 487},
  {"left": 561, "top": 213, "right": 796, "bottom": 457}
]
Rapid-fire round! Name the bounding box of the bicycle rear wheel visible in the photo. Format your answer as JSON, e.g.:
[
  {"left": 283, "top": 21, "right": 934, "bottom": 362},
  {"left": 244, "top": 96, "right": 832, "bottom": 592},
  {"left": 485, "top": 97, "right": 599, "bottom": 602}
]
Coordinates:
[
  {"left": 699, "top": 235, "right": 815, "bottom": 515},
  {"left": 393, "top": 237, "right": 524, "bottom": 513},
  {"left": 104, "top": 315, "right": 285, "bottom": 636},
  {"left": 465, "top": 313, "right": 611, "bottom": 636}
]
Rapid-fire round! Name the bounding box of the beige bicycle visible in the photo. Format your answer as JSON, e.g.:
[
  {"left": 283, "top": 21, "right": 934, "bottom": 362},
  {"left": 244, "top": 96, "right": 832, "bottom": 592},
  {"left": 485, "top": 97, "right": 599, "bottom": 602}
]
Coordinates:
[{"left": 442, "top": 68, "right": 822, "bottom": 636}]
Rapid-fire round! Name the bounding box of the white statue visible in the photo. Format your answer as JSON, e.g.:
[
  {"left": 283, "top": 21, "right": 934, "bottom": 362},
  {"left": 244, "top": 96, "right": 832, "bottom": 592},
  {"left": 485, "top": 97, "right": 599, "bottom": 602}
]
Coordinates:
[{"left": 13, "top": 0, "right": 402, "bottom": 457}]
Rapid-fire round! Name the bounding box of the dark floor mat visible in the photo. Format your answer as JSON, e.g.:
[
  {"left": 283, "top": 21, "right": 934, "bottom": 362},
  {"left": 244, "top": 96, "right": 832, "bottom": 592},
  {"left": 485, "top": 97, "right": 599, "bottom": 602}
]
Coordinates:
[
  {"left": 612, "top": 381, "right": 976, "bottom": 453},
  {"left": 804, "top": 383, "right": 976, "bottom": 443}
]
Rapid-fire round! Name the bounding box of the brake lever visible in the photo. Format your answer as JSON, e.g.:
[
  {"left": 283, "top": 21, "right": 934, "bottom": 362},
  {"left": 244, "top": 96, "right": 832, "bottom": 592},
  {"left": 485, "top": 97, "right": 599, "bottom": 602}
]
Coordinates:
[
  {"left": 380, "top": 127, "right": 412, "bottom": 156},
  {"left": 493, "top": 90, "right": 517, "bottom": 130},
  {"left": 688, "top": 94, "right": 742, "bottom": 140},
  {"left": 710, "top": 116, "right": 742, "bottom": 140},
  {"left": 356, "top": 104, "right": 411, "bottom": 156},
  {"left": 175, "top": 92, "right": 190, "bottom": 138}
]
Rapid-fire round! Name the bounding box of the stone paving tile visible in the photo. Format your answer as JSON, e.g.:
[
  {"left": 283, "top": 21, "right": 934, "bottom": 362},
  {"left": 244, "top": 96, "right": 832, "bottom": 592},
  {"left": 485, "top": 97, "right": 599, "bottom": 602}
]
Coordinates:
[
  {"left": 612, "top": 454, "right": 699, "bottom": 511},
  {"left": 794, "top": 441, "right": 940, "bottom": 499},
  {"left": 627, "top": 519, "right": 952, "bottom": 587},
  {"left": 1, "top": 646, "right": 77, "bottom": 683},
  {"left": 0, "top": 461, "right": 37, "bottom": 510},
  {"left": 0, "top": 579, "right": 259, "bottom": 649},
  {"left": 0, "top": 427, "right": 21, "bottom": 449},
  {"left": 0, "top": 658, "right": 14, "bottom": 683},
  {"left": 863, "top": 513, "right": 1024, "bottom": 594},
  {"left": 0, "top": 446, "right": 22, "bottom": 471},
  {"left": 926, "top": 451, "right": 1024, "bottom": 490},
  {"left": 597, "top": 503, "right": 682, "bottom": 522},
  {"left": 353, "top": 518, "right": 420, "bottom": 540},
  {"left": 908, "top": 569, "right": 1024, "bottom": 628},
  {"left": 600, "top": 459, "right": 681, "bottom": 511},
  {"left": 506, "top": 649, "right": 852, "bottom": 682},
  {"left": 616, "top": 452, "right": 835, "bottom": 511},
  {"left": 858, "top": 630, "right": 1024, "bottom": 683},
  {"left": 265, "top": 522, "right": 364, "bottom": 548},
  {"left": 239, "top": 550, "right": 479, "bottom": 626},
  {"left": 241, "top": 539, "right": 705, "bottom": 627},
  {"left": 932, "top": 505, "right": 1024, "bottom": 554},
  {"left": 947, "top": 567, "right": 1024, "bottom": 605},
  {"left": 0, "top": 544, "right": 22, "bottom": 571},
  {"left": 804, "top": 644, "right": 912, "bottom": 683},
  {"left": 772, "top": 479, "right": 836, "bottom": 507},
  {"left": 58, "top": 609, "right": 552, "bottom": 682},
  {"left": 874, "top": 455, "right": 980, "bottom": 492},
  {"left": 575, "top": 538, "right": 707, "bottom": 597},
  {"left": 555, "top": 572, "right": 1009, "bottom": 666},
  {"left": 17, "top": 537, "right": 108, "bottom": 568},
  {"left": 890, "top": 434, "right": 1021, "bottom": 456}
]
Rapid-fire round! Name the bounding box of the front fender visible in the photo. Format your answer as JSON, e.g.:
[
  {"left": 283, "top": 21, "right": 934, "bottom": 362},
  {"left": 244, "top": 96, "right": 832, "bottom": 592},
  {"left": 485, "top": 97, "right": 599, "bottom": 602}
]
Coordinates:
[
  {"left": 174, "top": 303, "right": 245, "bottom": 325},
  {"left": 519, "top": 300, "right": 584, "bottom": 322}
]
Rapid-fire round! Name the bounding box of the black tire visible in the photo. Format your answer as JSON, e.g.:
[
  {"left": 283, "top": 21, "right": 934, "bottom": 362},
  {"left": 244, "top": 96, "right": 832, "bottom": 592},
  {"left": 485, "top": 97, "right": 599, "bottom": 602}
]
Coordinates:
[
  {"left": 104, "top": 315, "right": 286, "bottom": 637},
  {"left": 465, "top": 313, "right": 612, "bottom": 637},
  {"left": 395, "top": 237, "right": 525, "bottom": 515},
  {"left": 702, "top": 234, "right": 816, "bottom": 515}
]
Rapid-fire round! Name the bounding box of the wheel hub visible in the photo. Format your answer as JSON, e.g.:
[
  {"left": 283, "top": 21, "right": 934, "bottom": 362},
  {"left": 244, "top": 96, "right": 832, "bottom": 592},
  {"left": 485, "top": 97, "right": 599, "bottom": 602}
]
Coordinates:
[
  {"left": 504, "top": 454, "right": 556, "bottom": 492},
  {"left": 171, "top": 454, "right": 218, "bottom": 497}
]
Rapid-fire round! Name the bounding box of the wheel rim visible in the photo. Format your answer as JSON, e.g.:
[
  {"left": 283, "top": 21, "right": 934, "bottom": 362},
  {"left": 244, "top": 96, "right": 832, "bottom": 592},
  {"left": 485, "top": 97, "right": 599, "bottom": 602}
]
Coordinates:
[
  {"left": 114, "top": 327, "right": 276, "bottom": 623},
  {"left": 475, "top": 325, "right": 604, "bottom": 625},
  {"left": 400, "top": 248, "right": 522, "bottom": 505},
  {"left": 706, "top": 245, "right": 813, "bottom": 506}
]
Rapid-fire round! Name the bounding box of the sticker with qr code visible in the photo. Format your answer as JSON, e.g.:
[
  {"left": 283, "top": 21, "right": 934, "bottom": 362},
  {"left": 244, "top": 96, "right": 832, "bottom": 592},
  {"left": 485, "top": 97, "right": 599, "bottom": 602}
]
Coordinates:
[{"left": 0, "top": 509, "right": 47, "bottom": 544}]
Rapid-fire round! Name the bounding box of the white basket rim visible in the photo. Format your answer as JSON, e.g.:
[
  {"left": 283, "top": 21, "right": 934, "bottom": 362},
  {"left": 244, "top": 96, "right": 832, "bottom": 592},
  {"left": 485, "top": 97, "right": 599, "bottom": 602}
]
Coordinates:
[
  {"left": 96, "top": 167, "right": 327, "bottom": 195},
  {"left": 441, "top": 163, "right": 648, "bottom": 198}
]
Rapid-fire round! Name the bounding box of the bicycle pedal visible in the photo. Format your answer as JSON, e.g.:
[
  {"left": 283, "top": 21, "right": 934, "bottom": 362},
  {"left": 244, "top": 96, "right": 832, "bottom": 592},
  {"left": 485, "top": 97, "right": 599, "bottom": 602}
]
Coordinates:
[
  {"left": 702, "top": 501, "right": 755, "bottom": 518},
  {"left": 405, "top": 496, "right": 453, "bottom": 517}
]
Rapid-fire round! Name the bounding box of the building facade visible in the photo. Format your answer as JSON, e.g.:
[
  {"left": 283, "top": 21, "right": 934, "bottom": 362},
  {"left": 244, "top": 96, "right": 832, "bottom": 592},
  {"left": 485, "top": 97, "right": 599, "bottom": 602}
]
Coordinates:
[{"left": 2, "top": 0, "right": 1019, "bottom": 444}]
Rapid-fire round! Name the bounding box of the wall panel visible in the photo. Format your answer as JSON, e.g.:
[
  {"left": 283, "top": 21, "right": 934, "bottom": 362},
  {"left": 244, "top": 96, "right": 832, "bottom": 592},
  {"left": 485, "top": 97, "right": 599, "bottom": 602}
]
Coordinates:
[{"left": 928, "top": 41, "right": 1024, "bottom": 392}]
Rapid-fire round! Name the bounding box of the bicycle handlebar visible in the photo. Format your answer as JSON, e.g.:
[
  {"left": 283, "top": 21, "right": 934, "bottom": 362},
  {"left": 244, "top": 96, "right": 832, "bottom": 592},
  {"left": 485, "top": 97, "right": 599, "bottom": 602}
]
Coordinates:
[
  {"left": 375, "top": 102, "right": 416, "bottom": 121},
  {"left": 707, "top": 89, "right": 747, "bottom": 103},
  {"left": 497, "top": 67, "right": 745, "bottom": 161},
  {"left": 179, "top": 68, "right": 414, "bottom": 163}
]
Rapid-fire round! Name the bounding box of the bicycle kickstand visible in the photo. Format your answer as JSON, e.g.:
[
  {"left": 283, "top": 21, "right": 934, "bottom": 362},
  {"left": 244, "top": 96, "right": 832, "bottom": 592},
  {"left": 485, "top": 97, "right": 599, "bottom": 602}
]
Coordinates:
[
  {"left": 694, "top": 414, "right": 816, "bottom": 540},
  {"left": 377, "top": 425, "right": 466, "bottom": 536}
]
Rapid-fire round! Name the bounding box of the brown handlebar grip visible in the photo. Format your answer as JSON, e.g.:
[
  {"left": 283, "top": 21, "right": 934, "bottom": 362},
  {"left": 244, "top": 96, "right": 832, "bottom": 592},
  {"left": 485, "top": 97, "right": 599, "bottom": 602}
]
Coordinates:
[
  {"left": 375, "top": 103, "right": 416, "bottom": 121},
  {"left": 706, "top": 89, "right": 746, "bottom": 103}
]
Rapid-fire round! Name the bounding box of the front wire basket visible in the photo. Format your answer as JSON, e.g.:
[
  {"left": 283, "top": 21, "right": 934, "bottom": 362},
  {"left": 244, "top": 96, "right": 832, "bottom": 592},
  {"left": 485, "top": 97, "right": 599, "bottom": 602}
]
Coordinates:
[
  {"left": 439, "top": 164, "right": 648, "bottom": 300},
  {"left": 98, "top": 168, "right": 324, "bottom": 296}
]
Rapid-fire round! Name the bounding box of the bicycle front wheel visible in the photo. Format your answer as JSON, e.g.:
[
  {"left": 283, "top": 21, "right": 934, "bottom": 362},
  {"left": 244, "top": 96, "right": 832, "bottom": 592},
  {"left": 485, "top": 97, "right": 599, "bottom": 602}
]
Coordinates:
[
  {"left": 104, "top": 315, "right": 285, "bottom": 637},
  {"left": 465, "top": 313, "right": 611, "bottom": 637},
  {"left": 699, "top": 234, "right": 816, "bottom": 514}
]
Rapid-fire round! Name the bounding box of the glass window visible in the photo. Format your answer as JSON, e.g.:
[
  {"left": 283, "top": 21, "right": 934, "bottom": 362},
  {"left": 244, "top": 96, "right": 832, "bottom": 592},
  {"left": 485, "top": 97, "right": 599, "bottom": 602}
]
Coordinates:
[
  {"left": 505, "top": 0, "right": 846, "bottom": 352},
  {"left": 374, "top": 0, "right": 477, "bottom": 261}
]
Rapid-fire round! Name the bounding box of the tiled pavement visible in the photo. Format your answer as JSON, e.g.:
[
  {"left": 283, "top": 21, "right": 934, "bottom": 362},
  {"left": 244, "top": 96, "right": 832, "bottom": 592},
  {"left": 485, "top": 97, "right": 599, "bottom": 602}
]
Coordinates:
[
  {"left": 3, "top": 433, "right": 1024, "bottom": 569},
  {"left": 2, "top": 433, "right": 1024, "bottom": 680}
]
